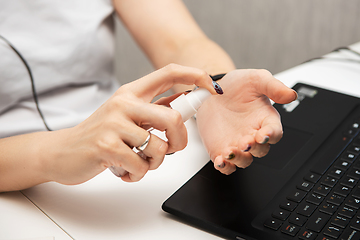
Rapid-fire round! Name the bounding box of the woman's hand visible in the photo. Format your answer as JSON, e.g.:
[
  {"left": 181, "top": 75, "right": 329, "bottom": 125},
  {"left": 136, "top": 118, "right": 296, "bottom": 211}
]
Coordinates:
[
  {"left": 41, "top": 64, "right": 219, "bottom": 185},
  {"left": 196, "top": 69, "right": 298, "bottom": 175}
]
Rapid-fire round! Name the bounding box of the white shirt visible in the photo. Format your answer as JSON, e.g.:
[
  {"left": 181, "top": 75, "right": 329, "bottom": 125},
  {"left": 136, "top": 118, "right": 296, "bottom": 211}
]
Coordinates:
[{"left": 0, "top": 0, "right": 120, "bottom": 137}]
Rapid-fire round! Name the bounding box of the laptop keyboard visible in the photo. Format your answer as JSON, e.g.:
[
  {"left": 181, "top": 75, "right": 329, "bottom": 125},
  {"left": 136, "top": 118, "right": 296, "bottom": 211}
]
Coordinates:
[{"left": 264, "top": 120, "right": 360, "bottom": 240}]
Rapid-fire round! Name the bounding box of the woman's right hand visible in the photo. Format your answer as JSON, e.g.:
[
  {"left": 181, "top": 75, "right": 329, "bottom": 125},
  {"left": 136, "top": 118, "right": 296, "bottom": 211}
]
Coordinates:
[{"left": 41, "top": 64, "right": 218, "bottom": 185}]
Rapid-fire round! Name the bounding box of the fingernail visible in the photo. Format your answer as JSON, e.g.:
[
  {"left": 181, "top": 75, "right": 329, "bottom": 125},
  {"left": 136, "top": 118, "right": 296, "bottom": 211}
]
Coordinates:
[
  {"left": 293, "top": 90, "right": 298, "bottom": 101},
  {"left": 212, "top": 81, "right": 223, "bottom": 95},
  {"left": 261, "top": 136, "right": 270, "bottom": 144},
  {"left": 226, "top": 152, "right": 236, "bottom": 160},
  {"left": 109, "top": 166, "right": 124, "bottom": 177},
  {"left": 166, "top": 152, "right": 175, "bottom": 155},
  {"left": 243, "top": 144, "right": 251, "bottom": 152},
  {"left": 217, "top": 161, "right": 226, "bottom": 168}
]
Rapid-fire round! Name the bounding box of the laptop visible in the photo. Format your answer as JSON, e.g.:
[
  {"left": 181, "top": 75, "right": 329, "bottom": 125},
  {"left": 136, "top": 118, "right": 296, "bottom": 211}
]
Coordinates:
[{"left": 162, "top": 82, "right": 360, "bottom": 240}]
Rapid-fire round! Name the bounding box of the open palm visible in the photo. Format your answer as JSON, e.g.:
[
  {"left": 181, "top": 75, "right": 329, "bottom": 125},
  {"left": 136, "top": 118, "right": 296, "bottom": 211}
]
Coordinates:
[{"left": 196, "top": 69, "right": 297, "bottom": 175}]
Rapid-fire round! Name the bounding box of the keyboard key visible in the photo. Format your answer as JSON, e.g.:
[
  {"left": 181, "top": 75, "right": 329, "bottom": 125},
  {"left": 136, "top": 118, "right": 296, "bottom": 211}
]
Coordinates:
[
  {"left": 272, "top": 208, "right": 290, "bottom": 221},
  {"left": 341, "top": 152, "right": 357, "bottom": 163},
  {"left": 281, "top": 223, "right": 300, "bottom": 236},
  {"left": 351, "top": 188, "right": 360, "bottom": 199},
  {"left": 323, "top": 224, "right": 343, "bottom": 239},
  {"left": 352, "top": 160, "right": 360, "bottom": 170},
  {"left": 319, "top": 203, "right": 338, "bottom": 215},
  {"left": 334, "top": 159, "right": 351, "bottom": 170},
  {"left": 263, "top": 217, "right": 282, "bottom": 230},
  {"left": 306, "top": 211, "right": 331, "bottom": 233},
  {"left": 289, "top": 213, "right": 308, "bottom": 226},
  {"left": 350, "top": 217, "right": 360, "bottom": 231},
  {"left": 321, "top": 176, "right": 338, "bottom": 188},
  {"left": 287, "top": 189, "right": 307, "bottom": 203},
  {"left": 314, "top": 184, "right": 331, "bottom": 197},
  {"left": 344, "top": 196, "right": 360, "bottom": 209},
  {"left": 340, "top": 177, "right": 358, "bottom": 188},
  {"left": 328, "top": 167, "right": 345, "bottom": 179},
  {"left": 305, "top": 172, "right": 322, "bottom": 183},
  {"left": 280, "top": 200, "right": 298, "bottom": 211},
  {"left": 347, "top": 144, "right": 360, "bottom": 155},
  {"left": 347, "top": 168, "right": 360, "bottom": 179},
  {"left": 339, "top": 228, "right": 360, "bottom": 240},
  {"left": 338, "top": 206, "right": 356, "bottom": 219},
  {"left": 307, "top": 193, "right": 325, "bottom": 206},
  {"left": 327, "top": 194, "right": 344, "bottom": 206},
  {"left": 333, "top": 185, "right": 351, "bottom": 197},
  {"left": 298, "top": 229, "right": 317, "bottom": 240},
  {"left": 315, "top": 234, "right": 335, "bottom": 240},
  {"left": 351, "top": 121, "right": 360, "bottom": 129},
  {"left": 297, "top": 202, "right": 317, "bottom": 217},
  {"left": 298, "top": 181, "right": 315, "bottom": 192},
  {"left": 331, "top": 215, "right": 350, "bottom": 229}
]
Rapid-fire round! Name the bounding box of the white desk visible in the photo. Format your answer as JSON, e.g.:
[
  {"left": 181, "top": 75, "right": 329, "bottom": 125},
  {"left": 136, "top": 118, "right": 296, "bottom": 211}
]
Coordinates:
[{"left": 1, "top": 42, "right": 360, "bottom": 240}]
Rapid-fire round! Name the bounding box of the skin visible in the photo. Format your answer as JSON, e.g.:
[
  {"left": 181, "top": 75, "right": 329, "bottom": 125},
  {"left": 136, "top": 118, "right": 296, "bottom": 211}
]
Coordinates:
[
  {"left": 0, "top": 65, "right": 217, "bottom": 191},
  {"left": 112, "top": 0, "right": 236, "bottom": 91},
  {"left": 0, "top": 0, "right": 296, "bottom": 192},
  {"left": 196, "top": 69, "right": 297, "bottom": 175}
]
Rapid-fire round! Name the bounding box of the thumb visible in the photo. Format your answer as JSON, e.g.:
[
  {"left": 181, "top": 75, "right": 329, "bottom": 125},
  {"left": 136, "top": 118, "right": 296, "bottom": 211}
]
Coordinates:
[{"left": 260, "top": 75, "right": 298, "bottom": 104}]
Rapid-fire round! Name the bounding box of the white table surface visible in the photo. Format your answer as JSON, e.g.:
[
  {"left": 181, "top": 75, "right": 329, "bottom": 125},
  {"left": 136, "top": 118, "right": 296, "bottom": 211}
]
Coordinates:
[{"left": 1, "top": 41, "right": 360, "bottom": 240}]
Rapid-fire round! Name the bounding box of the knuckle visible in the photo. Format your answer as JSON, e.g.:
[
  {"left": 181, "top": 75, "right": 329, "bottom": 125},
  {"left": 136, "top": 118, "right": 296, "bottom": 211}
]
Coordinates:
[
  {"left": 196, "top": 69, "right": 209, "bottom": 82},
  {"left": 157, "top": 141, "right": 168, "bottom": 156},
  {"left": 248, "top": 69, "right": 272, "bottom": 83},
  {"left": 129, "top": 174, "right": 142, "bottom": 182},
  {"left": 149, "top": 156, "right": 165, "bottom": 170},
  {"left": 96, "top": 135, "right": 119, "bottom": 155},
  {"left": 137, "top": 163, "right": 149, "bottom": 177},
  {"left": 257, "top": 69, "right": 272, "bottom": 76},
  {"left": 168, "top": 109, "right": 183, "bottom": 125},
  {"left": 163, "top": 63, "right": 181, "bottom": 74}
]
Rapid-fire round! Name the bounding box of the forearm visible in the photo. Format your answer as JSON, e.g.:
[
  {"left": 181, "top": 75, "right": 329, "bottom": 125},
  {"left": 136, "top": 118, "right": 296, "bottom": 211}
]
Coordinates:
[
  {"left": 114, "top": 0, "right": 236, "bottom": 92},
  {"left": 0, "top": 132, "right": 52, "bottom": 192}
]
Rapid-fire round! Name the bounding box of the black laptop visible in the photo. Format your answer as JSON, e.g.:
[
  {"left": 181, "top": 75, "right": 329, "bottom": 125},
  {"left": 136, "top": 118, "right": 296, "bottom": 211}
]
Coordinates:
[{"left": 162, "top": 83, "right": 360, "bottom": 240}]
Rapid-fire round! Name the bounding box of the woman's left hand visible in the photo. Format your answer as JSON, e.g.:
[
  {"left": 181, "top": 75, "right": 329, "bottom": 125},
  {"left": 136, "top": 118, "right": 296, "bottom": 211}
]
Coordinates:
[{"left": 195, "top": 69, "right": 297, "bottom": 175}]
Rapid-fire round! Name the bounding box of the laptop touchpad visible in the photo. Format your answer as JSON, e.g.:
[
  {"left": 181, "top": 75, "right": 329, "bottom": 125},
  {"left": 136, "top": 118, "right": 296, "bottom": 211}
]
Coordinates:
[{"left": 253, "top": 126, "right": 312, "bottom": 170}]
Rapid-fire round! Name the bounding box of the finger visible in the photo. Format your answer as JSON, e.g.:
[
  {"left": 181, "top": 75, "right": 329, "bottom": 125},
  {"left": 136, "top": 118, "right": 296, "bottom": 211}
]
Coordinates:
[
  {"left": 129, "top": 103, "right": 188, "bottom": 153},
  {"left": 113, "top": 144, "right": 150, "bottom": 182},
  {"left": 248, "top": 142, "right": 271, "bottom": 158},
  {"left": 222, "top": 146, "right": 254, "bottom": 169},
  {"left": 114, "top": 120, "right": 169, "bottom": 170},
  {"left": 116, "top": 121, "right": 153, "bottom": 150},
  {"left": 213, "top": 155, "right": 236, "bottom": 175},
  {"left": 255, "top": 70, "right": 298, "bottom": 104},
  {"left": 128, "top": 64, "right": 218, "bottom": 102},
  {"left": 141, "top": 134, "right": 168, "bottom": 170},
  {"left": 255, "top": 115, "right": 283, "bottom": 145},
  {"left": 235, "top": 135, "right": 269, "bottom": 160}
]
